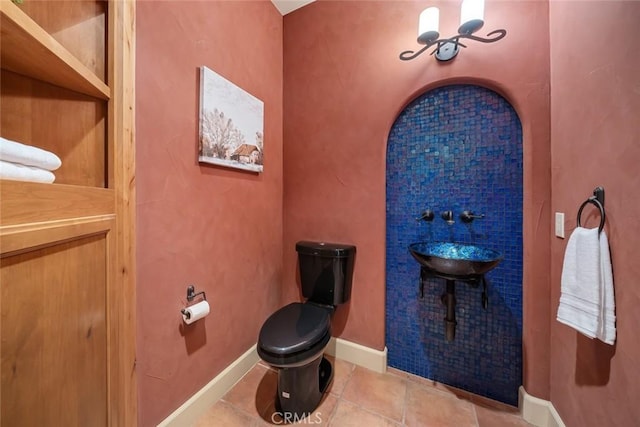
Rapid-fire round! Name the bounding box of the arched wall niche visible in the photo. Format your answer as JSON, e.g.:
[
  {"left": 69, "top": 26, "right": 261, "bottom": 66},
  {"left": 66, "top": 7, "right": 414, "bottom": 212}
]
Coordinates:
[{"left": 385, "top": 82, "right": 524, "bottom": 404}]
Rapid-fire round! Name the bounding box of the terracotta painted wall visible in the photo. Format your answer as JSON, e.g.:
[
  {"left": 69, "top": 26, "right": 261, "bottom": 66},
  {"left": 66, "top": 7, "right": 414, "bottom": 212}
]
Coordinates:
[
  {"left": 549, "top": 2, "right": 640, "bottom": 425},
  {"left": 283, "top": 0, "right": 551, "bottom": 398},
  {"left": 136, "top": 2, "right": 282, "bottom": 426}
]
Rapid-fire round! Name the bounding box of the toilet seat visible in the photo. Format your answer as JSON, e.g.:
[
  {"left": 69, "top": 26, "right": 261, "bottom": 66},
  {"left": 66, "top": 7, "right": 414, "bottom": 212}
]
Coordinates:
[{"left": 258, "top": 302, "right": 331, "bottom": 367}]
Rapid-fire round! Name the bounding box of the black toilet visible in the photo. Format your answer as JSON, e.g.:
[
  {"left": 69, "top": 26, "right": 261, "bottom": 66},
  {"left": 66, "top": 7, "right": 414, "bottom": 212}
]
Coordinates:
[{"left": 257, "top": 241, "right": 356, "bottom": 418}]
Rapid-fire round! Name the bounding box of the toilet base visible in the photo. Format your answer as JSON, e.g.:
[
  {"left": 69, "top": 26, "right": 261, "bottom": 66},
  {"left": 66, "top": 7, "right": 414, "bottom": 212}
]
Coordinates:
[{"left": 275, "top": 355, "right": 333, "bottom": 419}]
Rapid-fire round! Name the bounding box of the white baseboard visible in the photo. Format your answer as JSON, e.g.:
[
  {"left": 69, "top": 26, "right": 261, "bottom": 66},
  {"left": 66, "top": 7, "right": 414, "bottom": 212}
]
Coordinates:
[
  {"left": 157, "top": 338, "right": 386, "bottom": 426},
  {"left": 157, "top": 345, "right": 259, "bottom": 427},
  {"left": 519, "top": 386, "right": 566, "bottom": 427},
  {"left": 325, "top": 337, "right": 388, "bottom": 374}
]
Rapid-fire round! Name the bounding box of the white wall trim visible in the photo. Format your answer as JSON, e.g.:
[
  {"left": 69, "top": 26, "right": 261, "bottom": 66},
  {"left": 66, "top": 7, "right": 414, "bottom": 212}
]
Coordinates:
[
  {"left": 519, "top": 386, "right": 566, "bottom": 427},
  {"left": 325, "top": 337, "right": 388, "bottom": 374},
  {"left": 157, "top": 345, "right": 259, "bottom": 427}
]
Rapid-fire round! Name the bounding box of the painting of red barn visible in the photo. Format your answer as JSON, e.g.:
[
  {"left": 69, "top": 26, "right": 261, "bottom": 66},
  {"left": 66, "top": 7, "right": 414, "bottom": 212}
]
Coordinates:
[{"left": 198, "top": 66, "right": 264, "bottom": 172}]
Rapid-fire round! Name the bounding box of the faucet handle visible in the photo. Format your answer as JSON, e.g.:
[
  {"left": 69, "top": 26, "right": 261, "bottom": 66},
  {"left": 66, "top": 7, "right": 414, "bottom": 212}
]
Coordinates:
[
  {"left": 415, "top": 209, "right": 434, "bottom": 222},
  {"left": 441, "top": 210, "right": 455, "bottom": 225},
  {"left": 460, "top": 210, "right": 485, "bottom": 223}
]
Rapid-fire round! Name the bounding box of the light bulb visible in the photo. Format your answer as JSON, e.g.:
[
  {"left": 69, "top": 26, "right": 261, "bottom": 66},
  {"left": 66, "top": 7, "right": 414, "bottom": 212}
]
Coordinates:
[
  {"left": 459, "top": 0, "right": 484, "bottom": 35},
  {"left": 418, "top": 7, "right": 439, "bottom": 44}
]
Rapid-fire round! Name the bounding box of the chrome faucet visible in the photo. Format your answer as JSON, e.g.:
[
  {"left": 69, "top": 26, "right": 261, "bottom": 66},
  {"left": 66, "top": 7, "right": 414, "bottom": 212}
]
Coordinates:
[{"left": 441, "top": 210, "right": 455, "bottom": 225}]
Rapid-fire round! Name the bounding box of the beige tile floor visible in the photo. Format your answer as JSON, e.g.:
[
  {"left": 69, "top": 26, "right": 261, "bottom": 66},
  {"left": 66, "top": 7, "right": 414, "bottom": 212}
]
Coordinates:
[{"left": 195, "top": 356, "right": 533, "bottom": 426}]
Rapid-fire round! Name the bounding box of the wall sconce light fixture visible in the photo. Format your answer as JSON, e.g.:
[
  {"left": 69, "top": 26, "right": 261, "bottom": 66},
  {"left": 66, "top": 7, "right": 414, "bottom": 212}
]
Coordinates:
[{"left": 399, "top": 0, "right": 506, "bottom": 62}]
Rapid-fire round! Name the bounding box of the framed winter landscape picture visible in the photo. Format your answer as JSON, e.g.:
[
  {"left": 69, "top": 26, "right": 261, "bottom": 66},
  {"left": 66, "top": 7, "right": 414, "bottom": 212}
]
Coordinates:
[{"left": 198, "top": 66, "right": 264, "bottom": 172}]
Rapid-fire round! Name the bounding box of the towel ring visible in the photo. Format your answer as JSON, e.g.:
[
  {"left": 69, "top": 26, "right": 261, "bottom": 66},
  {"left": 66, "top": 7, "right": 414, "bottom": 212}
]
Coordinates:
[{"left": 577, "top": 197, "right": 605, "bottom": 234}]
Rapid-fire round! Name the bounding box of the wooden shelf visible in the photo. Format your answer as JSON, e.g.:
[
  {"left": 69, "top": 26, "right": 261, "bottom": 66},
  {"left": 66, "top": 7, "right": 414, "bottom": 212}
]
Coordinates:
[
  {"left": 0, "top": 1, "right": 110, "bottom": 100},
  {"left": 0, "top": 180, "right": 114, "bottom": 227}
]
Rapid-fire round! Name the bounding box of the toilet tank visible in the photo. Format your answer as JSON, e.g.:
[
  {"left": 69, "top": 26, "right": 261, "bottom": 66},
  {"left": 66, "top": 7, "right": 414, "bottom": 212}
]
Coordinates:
[{"left": 296, "top": 241, "right": 356, "bottom": 306}]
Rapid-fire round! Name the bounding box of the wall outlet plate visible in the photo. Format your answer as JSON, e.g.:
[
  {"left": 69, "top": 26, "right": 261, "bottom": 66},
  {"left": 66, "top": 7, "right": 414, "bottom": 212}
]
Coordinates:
[{"left": 555, "top": 212, "right": 565, "bottom": 238}]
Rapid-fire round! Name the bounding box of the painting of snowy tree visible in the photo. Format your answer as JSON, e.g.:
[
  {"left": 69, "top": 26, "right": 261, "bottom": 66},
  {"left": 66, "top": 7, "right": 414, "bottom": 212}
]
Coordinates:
[{"left": 199, "top": 66, "right": 264, "bottom": 172}]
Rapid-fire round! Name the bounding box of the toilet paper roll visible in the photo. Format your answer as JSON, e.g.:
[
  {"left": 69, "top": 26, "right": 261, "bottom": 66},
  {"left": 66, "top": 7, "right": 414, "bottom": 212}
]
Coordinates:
[{"left": 182, "top": 300, "right": 210, "bottom": 325}]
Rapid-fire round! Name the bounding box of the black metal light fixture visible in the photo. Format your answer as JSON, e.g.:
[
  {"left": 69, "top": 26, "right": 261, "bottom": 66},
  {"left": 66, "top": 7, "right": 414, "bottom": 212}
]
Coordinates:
[{"left": 399, "top": 0, "right": 506, "bottom": 62}]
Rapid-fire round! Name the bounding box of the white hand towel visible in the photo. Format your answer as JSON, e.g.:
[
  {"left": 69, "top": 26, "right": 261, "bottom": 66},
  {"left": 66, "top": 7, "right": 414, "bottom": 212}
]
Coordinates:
[
  {"left": 597, "top": 231, "right": 616, "bottom": 344},
  {"left": 0, "top": 160, "right": 56, "bottom": 184},
  {"left": 557, "top": 226, "right": 616, "bottom": 345},
  {"left": 0, "top": 136, "right": 62, "bottom": 171}
]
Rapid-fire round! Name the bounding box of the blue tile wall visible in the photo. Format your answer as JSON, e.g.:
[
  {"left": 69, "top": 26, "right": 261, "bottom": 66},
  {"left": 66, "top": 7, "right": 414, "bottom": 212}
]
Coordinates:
[{"left": 385, "top": 85, "right": 523, "bottom": 405}]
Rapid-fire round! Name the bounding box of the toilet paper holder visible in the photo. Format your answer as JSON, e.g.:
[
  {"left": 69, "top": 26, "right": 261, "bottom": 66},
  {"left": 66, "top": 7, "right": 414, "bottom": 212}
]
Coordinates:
[
  {"left": 185, "top": 285, "right": 206, "bottom": 302},
  {"left": 181, "top": 285, "right": 207, "bottom": 318}
]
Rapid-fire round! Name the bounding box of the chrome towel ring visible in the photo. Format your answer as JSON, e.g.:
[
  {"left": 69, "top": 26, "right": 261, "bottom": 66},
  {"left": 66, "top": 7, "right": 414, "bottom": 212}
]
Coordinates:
[{"left": 577, "top": 187, "right": 606, "bottom": 234}]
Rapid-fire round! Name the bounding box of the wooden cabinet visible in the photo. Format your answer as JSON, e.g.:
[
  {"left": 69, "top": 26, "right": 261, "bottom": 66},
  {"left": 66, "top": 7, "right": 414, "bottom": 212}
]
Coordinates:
[{"left": 0, "top": 1, "right": 135, "bottom": 425}]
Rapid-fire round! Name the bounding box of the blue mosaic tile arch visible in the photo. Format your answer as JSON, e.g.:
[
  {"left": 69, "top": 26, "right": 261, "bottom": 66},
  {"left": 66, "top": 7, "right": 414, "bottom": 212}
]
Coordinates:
[{"left": 385, "top": 84, "right": 523, "bottom": 405}]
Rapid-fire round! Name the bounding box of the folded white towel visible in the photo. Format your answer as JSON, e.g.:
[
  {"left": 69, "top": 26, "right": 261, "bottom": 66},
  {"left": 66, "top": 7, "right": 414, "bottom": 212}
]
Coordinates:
[
  {"left": 557, "top": 227, "right": 616, "bottom": 345},
  {"left": 597, "top": 231, "right": 616, "bottom": 344},
  {"left": 0, "top": 160, "right": 56, "bottom": 184},
  {"left": 0, "top": 137, "right": 62, "bottom": 171}
]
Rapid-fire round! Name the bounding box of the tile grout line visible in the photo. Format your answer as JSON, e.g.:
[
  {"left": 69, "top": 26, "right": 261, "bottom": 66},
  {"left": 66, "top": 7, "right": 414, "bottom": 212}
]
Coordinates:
[
  {"left": 365, "top": 403, "right": 403, "bottom": 426},
  {"left": 325, "top": 360, "right": 356, "bottom": 426},
  {"left": 339, "top": 365, "right": 406, "bottom": 425},
  {"left": 471, "top": 400, "right": 481, "bottom": 427},
  {"left": 338, "top": 393, "right": 404, "bottom": 425},
  {"left": 390, "top": 366, "right": 517, "bottom": 413},
  {"left": 401, "top": 377, "right": 409, "bottom": 426},
  {"left": 220, "top": 363, "right": 274, "bottom": 426},
  {"left": 322, "top": 394, "right": 339, "bottom": 426},
  {"left": 336, "top": 360, "right": 356, "bottom": 398},
  {"left": 219, "top": 397, "right": 265, "bottom": 424}
]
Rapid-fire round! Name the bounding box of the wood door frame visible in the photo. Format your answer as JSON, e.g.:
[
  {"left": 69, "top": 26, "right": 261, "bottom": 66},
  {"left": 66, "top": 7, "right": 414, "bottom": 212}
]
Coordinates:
[{"left": 108, "top": 1, "right": 137, "bottom": 426}]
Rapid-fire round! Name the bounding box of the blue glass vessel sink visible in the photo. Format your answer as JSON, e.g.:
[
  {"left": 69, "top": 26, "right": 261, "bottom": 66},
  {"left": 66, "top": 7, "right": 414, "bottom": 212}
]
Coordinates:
[{"left": 408, "top": 242, "right": 503, "bottom": 279}]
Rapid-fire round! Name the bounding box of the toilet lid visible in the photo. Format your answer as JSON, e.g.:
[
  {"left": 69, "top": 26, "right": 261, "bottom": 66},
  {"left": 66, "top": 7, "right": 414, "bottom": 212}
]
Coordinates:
[{"left": 259, "top": 303, "right": 331, "bottom": 355}]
